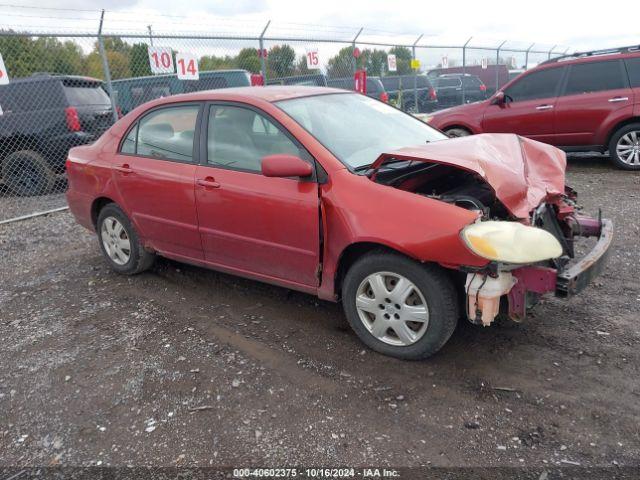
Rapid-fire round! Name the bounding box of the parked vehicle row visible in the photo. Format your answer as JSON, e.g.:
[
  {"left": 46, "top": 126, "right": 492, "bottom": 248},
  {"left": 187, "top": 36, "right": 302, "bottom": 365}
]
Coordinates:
[
  {"left": 427, "top": 45, "right": 640, "bottom": 169},
  {"left": 65, "top": 86, "right": 612, "bottom": 360}
]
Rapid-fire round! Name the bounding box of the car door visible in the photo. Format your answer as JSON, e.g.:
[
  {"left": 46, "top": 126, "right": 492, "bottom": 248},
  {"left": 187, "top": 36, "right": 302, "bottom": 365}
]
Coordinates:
[
  {"left": 624, "top": 57, "right": 640, "bottom": 107},
  {"left": 482, "top": 66, "right": 565, "bottom": 144},
  {"left": 194, "top": 103, "right": 320, "bottom": 288},
  {"left": 554, "top": 59, "right": 632, "bottom": 147},
  {"left": 113, "top": 103, "right": 204, "bottom": 260}
]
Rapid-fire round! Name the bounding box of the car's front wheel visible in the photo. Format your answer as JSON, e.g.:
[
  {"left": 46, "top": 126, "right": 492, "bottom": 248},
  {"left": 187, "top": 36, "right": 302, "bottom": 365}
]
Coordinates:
[
  {"left": 609, "top": 123, "right": 640, "bottom": 170},
  {"left": 96, "top": 203, "right": 155, "bottom": 275},
  {"left": 342, "top": 252, "right": 458, "bottom": 360},
  {"left": 445, "top": 127, "right": 471, "bottom": 138}
]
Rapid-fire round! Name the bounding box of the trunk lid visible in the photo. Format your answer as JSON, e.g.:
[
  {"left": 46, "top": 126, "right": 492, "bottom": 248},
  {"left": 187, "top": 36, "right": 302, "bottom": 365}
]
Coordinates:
[{"left": 370, "top": 133, "right": 566, "bottom": 220}]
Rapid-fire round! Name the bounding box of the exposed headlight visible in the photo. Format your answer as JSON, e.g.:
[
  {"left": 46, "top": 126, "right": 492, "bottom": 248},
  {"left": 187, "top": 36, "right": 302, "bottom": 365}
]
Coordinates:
[{"left": 461, "top": 221, "right": 563, "bottom": 264}]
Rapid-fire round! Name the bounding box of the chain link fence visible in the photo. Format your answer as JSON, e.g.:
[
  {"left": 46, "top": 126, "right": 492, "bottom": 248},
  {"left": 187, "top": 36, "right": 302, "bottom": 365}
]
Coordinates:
[{"left": 0, "top": 9, "right": 570, "bottom": 221}]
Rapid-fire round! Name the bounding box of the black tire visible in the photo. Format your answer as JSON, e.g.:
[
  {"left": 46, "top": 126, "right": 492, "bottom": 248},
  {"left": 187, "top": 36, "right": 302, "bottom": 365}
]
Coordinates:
[
  {"left": 2, "top": 150, "right": 56, "bottom": 196},
  {"left": 342, "top": 251, "right": 458, "bottom": 360},
  {"left": 445, "top": 127, "right": 471, "bottom": 138},
  {"left": 96, "top": 203, "right": 155, "bottom": 275},
  {"left": 608, "top": 123, "right": 640, "bottom": 170}
]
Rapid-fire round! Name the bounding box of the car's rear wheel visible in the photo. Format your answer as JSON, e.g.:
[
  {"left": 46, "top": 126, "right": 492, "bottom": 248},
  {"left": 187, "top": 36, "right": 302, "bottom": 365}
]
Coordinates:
[
  {"left": 342, "top": 252, "right": 458, "bottom": 360},
  {"left": 445, "top": 127, "right": 471, "bottom": 138},
  {"left": 609, "top": 123, "right": 640, "bottom": 170},
  {"left": 2, "top": 150, "right": 56, "bottom": 196},
  {"left": 97, "top": 203, "right": 155, "bottom": 275}
]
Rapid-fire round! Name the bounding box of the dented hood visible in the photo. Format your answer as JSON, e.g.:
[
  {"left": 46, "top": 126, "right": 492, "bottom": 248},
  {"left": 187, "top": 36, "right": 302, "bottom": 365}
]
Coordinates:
[{"left": 371, "top": 133, "right": 567, "bottom": 220}]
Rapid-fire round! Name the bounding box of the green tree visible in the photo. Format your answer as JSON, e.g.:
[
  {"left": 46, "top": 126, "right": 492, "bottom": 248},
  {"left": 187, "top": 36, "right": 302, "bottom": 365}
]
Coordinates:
[
  {"left": 236, "top": 47, "right": 260, "bottom": 74},
  {"left": 360, "top": 48, "right": 388, "bottom": 76},
  {"left": 267, "top": 44, "right": 295, "bottom": 77},
  {"left": 326, "top": 46, "right": 355, "bottom": 78},
  {"left": 294, "top": 54, "right": 311, "bottom": 75},
  {"left": 130, "top": 43, "right": 151, "bottom": 76},
  {"left": 199, "top": 54, "right": 236, "bottom": 71}
]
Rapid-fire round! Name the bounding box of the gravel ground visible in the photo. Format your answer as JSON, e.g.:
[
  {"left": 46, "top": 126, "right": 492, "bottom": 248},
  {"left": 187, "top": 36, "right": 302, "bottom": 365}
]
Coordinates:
[{"left": 0, "top": 155, "right": 639, "bottom": 472}]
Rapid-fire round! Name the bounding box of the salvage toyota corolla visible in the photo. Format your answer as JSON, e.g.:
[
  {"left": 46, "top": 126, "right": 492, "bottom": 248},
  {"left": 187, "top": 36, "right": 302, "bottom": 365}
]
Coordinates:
[{"left": 66, "top": 86, "right": 613, "bottom": 360}]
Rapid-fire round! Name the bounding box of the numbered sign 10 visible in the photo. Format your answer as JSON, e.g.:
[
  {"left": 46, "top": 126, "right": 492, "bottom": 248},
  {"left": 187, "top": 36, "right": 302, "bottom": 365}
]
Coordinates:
[
  {"left": 148, "top": 46, "right": 174, "bottom": 74},
  {"left": 176, "top": 53, "right": 199, "bottom": 80},
  {"left": 305, "top": 49, "right": 320, "bottom": 69},
  {"left": 0, "top": 53, "right": 10, "bottom": 85}
]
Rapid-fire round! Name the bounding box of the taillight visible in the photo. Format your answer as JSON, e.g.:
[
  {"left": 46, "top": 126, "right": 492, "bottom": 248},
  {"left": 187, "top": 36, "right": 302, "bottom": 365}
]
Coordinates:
[
  {"left": 428, "top": 87, "right": 437, "bottom": 100},
  {"left": 116, "top": 106, "right": 123, "bottom": 119},
  {"left": 379, "top": 91, "right": 389, "bottom": 103},
  {"left": 65, "top": 106, "right": 81, "bottom": 132},
  {"left": 479, "top": 84, "right": 487, "bottom": 92}
]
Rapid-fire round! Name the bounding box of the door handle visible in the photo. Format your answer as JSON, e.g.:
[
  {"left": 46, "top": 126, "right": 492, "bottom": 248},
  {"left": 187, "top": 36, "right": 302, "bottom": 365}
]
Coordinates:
[
  {"left": 196, "top": 177, "right": 221, "bottom": 189},
  {"left": 608, "top": 96, "right": 629, "bottom": 103},
  {"left": 535, "top": 105, "right": 554, "bottom": 111},
  {"left": 114, "top": 164, "right": 134, "bottom": 174}
]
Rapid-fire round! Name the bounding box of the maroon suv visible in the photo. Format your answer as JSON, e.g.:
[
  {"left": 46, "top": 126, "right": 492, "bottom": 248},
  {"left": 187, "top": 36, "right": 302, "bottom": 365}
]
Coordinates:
[{"left": 427, "top": 46, "right": 640, "bottom": 170}]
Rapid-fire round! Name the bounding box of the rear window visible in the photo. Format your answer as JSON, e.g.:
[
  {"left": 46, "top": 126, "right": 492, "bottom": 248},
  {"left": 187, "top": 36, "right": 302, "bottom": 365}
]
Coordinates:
[
  {"left": 462, "top": 76, "right": 482, "bottom": 88},
  {"left": 564, "top": 60, "right": 627, "bottom": 95},
  {"left": 436, "top": 78, "right": 460, "bottom": 88},
  {"left": 624, "top": 57, "right": 640, "bottom": 87},
  {"left": 183, "top": 76, "right": 229, "bottom": 93},
  {"left": 63, "top": 80, "right": 111, "bottom": 106},
  {"left": 367, "top": 79, "right": 383, "bottom": 93}
]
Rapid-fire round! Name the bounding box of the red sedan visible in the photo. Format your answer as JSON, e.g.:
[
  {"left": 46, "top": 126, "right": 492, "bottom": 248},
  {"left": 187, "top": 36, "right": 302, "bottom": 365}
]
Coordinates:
[{"left": 66, "top": 86, "right": 612, "bottom": 359}]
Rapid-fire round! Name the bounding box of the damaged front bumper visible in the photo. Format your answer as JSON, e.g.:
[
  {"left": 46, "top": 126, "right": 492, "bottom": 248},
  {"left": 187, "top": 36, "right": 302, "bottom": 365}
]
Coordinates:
[{"left": 466, "top": 215, "right": 613, "bottom": 325}]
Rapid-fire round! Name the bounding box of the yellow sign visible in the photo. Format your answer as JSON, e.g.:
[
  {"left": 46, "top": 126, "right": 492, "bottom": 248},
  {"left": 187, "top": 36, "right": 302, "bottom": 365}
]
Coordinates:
[{"left": 410, "top": 59, "right": 420, "bottom": 69}]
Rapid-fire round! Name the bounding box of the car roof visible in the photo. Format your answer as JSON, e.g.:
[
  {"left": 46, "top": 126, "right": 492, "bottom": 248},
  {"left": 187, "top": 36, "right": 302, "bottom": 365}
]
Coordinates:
[
  {"left": 538, "top": 48, "right": 640, "bottom": 69},
  {"left": 6, "top": 73, "right": 102, "bottom": 84},
  {"left": 154, "top": 85, "right": 349, "bottom": 104}
]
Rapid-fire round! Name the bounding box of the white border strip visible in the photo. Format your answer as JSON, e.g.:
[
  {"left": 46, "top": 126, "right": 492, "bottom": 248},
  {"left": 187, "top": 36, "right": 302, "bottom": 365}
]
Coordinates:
[{"left": 0, "top": 206, "right": 69, "bottom": 225}]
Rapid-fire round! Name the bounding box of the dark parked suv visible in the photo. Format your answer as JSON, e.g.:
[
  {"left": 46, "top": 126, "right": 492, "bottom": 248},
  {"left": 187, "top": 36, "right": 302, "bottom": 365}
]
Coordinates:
[
  {"left": 326, "top": 76, "right": 389, "bottom": 103},
  {"left": 432, "top": 74, "right": 487, "bottom": 108},
  {"left": 0, "top": 74, "right": 114, "bottom": 195},
  {"left": 380, "top": 75, "right": 438, "bottom": 113},
  {"left": 428, "top": 45, "right": 640, "bottom": 170}
]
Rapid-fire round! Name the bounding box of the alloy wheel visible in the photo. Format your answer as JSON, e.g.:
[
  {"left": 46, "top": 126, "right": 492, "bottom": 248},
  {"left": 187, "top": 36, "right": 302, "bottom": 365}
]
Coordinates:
[
  {"left": 100, "top": 216, "right": 131, "bottom": 265},
  {"left": 355, "top": 271, "right": 429, "bottom": 346},
  {"left": 616, "top": 130, "right": 640, "bottom": 166}
]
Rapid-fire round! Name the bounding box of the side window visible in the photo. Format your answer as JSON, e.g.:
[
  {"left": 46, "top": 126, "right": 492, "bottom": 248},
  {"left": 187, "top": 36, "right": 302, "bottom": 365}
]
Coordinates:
[
  {"left": 120, "top": 124, "right": 137, "bottom": 154},
  {"left": 564, "top": 60, "right": 627, "bottom": 95},
  {"left": 207, "top": 105, "right": 304, "bottom": 173},
  {"left": 136, "top": 105, "right": 199, "bottom": 162},
  {"left": 624, "top": 57, "right": 640, "bottom": 87},
  {"left": 505, "top": 67, "right": 564, "bottom": 102}
]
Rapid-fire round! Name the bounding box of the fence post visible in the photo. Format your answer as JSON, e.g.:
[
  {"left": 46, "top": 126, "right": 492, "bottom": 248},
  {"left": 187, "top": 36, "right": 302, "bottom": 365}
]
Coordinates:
[
  {"left": 524, "top": 43, "right": 535, "bottom": 70},
  {"left": 259, "top": 20, "right": 270, "bottom": 82},
  {"left": 412, "top": 34, "right": 423, "bottom": 112},
  {"left": 352, "top": 28, "right": 363, "bottom": 76},
  {"left": 547, "top": 44, "right": 556, "bottom": 60},
  {"left": 147, "top": 25, "right": 153, "bottom": 46},
  {"left": 462, "top": 37, "right": 472, "bottom": 105},
  {"left": 98, "top": 10, "right": 119, "bottom": 124},
  {"left": 496, "top": 40, "right": 506, "bottom": 93}
]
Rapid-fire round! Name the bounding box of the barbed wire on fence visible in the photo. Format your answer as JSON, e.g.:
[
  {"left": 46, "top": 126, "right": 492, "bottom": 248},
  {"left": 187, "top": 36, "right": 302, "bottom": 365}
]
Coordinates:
[{"left": 0, "top": 5, "right": 572, "bottom": 211}]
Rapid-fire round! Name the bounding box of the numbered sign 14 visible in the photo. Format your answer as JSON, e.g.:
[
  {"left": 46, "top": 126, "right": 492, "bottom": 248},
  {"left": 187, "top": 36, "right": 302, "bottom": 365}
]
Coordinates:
[
  {"left": 176, "top": 53, "right": 199, "bottom": 80},
  {"left": 148, "top": 46, "right": 174, "bottom": 74},
  {"left": 305, "top": 49, "right": 320, "bottom": 69},
  {"left": 0, "top": 53, "right": 10, "bottom": 85}
]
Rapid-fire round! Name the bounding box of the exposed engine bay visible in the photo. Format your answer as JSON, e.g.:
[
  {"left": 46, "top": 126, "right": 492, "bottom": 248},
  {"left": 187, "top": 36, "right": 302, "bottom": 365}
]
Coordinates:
[{"left": 373, "top": 161, "right": 511, "bottom": 220}]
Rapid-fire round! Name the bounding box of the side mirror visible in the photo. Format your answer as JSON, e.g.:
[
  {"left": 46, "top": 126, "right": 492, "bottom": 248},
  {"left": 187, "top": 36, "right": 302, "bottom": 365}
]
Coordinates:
[
  {"left": 491, "top": 91, "right": 506, "bottom": 105},
  {"left": 261, "top": 154, "right": 313, "bottom": 178}
]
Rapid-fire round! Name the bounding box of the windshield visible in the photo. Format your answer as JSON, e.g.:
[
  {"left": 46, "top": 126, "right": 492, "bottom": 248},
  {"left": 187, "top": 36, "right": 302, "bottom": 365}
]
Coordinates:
[
  {"left": 63, "top": 83, "right": 111, "bottom": 106},
  {"left": 276, "top": 93, "right": 447, "bottom": 169}
]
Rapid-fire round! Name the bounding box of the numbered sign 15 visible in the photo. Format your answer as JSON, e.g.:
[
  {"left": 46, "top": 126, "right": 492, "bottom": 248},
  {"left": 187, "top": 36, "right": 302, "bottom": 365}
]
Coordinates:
[
  {"left": 0, "top": 53, "right": 10, "bottom": 85},
  {"left": 176, "top": 53, "right": 199, "bottom": 80},
  {"left": 148, "top": 46, "right": 174, "bottom": 74},
  {"left": 305, "top": 49, "right": 320, "bottom": 69}
]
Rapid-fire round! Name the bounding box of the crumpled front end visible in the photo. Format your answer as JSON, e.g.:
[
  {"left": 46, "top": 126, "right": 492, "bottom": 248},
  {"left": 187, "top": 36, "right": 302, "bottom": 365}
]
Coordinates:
[{"left": 369, "top": 133, "right": 613, "bottom": 325}]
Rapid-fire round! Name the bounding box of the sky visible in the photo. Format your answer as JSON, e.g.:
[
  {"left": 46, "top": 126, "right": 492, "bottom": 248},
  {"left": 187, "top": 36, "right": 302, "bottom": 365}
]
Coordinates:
[{"left": 1, "top": 0, "right": 638, "bottom": 70}]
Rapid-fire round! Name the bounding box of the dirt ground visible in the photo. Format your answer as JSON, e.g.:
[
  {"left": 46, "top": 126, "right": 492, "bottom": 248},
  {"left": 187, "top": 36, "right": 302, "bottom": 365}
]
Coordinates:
[{"left": 0, "top": 155, "right": 639, "bottom": 472}]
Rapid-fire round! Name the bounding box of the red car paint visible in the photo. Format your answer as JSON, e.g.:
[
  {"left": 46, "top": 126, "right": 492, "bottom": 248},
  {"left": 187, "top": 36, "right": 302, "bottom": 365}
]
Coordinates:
[
  {"left": 371, "top": 134, "right": 566, "bottom": 221},
  {"left": 428, "top": 50, "right": 640, "bottom": 150},
  {"left": 65, "top": 86, "right": 606, "bottom": 312}
]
